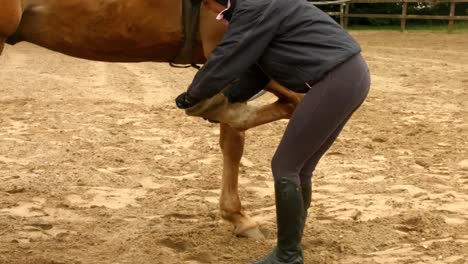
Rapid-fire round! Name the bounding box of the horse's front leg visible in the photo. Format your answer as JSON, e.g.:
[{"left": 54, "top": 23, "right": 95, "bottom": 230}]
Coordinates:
[
  {"left": 228, "top": 81, "right": 305, "bottom": 131},
  {"left": 219, "top": 123, "right": 264, "bottom": 240},
  {"left": 185, "top": 81, "right": 304, "bottom": 131},
  {"left": 232, "top": 100, "right": 295, "bottom": 131}
]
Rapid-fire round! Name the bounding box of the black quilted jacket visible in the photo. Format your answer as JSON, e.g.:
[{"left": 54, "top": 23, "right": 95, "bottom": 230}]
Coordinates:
[{"left": 187, "top": 0, "right": 361, "bottom": 103}]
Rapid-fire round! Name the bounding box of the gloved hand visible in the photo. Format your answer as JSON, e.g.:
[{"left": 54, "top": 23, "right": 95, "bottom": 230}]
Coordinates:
[
  {"left": 175, "top": 92, "right": 196, "bottom": 109},
  {"left": 176, "top": 92, "right": 218, "bottom": 123}
]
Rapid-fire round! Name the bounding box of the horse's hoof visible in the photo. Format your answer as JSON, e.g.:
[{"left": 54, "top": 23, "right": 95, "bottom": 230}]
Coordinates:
[{"left": 236, "top": 226, "right": 265, "bottom": 241}]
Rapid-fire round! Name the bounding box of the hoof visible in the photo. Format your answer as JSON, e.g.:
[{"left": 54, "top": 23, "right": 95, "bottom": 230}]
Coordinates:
[{"left": 235, "top": 225, "right": 265, "bottom": 240}]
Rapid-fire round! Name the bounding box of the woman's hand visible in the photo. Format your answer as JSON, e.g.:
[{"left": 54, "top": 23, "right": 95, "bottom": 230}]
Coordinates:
[{"left": 175, "top": 92, "right": 196, "bottom": 109}]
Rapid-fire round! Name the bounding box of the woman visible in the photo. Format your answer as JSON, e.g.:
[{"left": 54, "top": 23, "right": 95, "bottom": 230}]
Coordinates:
[{"left": 175, "top": 0, "right": 370, "bottom": 263}]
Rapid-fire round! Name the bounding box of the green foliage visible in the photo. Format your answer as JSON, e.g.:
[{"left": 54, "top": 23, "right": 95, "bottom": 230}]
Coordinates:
[{"left": 313, "top": 1, "right": 468, "bottom": 28}]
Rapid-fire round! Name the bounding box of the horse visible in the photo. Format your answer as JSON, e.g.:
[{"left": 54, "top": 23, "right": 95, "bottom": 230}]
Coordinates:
[{"left": 0, "top": 0, "right": 303, "bottom": 240}]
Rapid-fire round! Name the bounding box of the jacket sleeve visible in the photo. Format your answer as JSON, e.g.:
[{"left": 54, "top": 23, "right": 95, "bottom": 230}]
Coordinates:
[
  {"left": 185, "top": 1, "right": 280, "bottom": 104},
  {"left": 224, "top": 64, "right": 270, "bottom": 103}
]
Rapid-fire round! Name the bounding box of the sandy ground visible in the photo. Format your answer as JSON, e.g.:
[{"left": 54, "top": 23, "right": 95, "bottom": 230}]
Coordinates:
[{"left": 0, "top": 32, "right": 467, "bottom": 264}]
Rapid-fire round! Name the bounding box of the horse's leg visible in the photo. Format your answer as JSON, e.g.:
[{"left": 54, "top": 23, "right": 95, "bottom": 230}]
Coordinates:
[
  {"left": 235, "top": 101, "right": 296, "bottom": 130},
  {"left": 198, "top": 5, "right": 225, "bottom": 56},
  {"left": 219, "top": 123, "right": 264, "bottom": 239},
  {"left": 214, "top": 83, "right": 302, "bottom": 237},
  {"left": 264, "top": 80, "right": 304, "bottom": 106},
  {"left": 198, "top": 6, "right": 265, "bottom": 239},
  {"left": 0, "top": 0, "right": 23, "bottom": 55},
  {"left": 185, "top": 80, "right": 304, "bottom": 131},
  {"left": 232, "top": 81, "right": 305, "bottom": 130},
  {"left": 0, "top": 39, "right": 4, "bottom": 55}
]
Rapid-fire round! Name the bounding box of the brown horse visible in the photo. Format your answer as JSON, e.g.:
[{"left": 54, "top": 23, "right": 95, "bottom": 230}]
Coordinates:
[{"left": 0, "top": 0, "right": 303, "bottom": 239}]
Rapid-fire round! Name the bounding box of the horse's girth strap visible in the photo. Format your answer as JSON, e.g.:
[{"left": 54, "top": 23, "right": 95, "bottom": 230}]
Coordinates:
[{"left": 171, "top": 0, "right": 202, "bottom": 67}]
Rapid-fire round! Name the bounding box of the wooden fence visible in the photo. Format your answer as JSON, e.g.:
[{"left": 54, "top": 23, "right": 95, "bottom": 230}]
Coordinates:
[{"left": 310, "top": 0, "right": 468, "bottom": 32}]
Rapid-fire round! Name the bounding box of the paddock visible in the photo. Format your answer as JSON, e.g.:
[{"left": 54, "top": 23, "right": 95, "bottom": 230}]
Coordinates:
[{"left": 0, "top": 31, "right": 467, "bottom": 264}]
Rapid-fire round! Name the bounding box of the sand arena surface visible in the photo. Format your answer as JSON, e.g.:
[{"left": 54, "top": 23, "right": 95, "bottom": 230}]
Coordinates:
[{"left": 0, "top": 32, "right": 467, "bottom": 264}]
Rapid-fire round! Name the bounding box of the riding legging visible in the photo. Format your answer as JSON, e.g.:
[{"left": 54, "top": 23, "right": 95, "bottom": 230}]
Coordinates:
[{"left": 271, "top": 53, "right": 370, "bottom": 186}]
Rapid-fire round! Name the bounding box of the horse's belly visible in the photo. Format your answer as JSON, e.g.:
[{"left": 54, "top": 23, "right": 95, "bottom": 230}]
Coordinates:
[{"left": 17, "top": 0, "right": 187, "bottom": 62}]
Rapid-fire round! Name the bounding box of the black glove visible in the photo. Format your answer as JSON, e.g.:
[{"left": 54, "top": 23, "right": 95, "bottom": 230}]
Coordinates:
[{"left": 175, "top": 92, "right": 196, "bottom": 109}]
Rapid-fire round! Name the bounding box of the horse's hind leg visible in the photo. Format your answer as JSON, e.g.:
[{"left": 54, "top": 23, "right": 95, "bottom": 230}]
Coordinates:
[
  {"left": 0, "top": 0, "right": 23, "bottom": 55},
  {"left": 0, "top": 39, "right": 4, "bottom": 55}
]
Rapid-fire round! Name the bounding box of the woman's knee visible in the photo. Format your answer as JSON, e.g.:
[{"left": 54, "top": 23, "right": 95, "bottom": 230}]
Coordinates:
[{"left": 271, "top": 151, "right": 301, "bottom": 184}]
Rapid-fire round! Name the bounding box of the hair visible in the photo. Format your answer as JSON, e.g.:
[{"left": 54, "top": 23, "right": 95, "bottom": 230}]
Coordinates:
[{"left": 215, "top": 0, "right": 229, "bottom": 6}]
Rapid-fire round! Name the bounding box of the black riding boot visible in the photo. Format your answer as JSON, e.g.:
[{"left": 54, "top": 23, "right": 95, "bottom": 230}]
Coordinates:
[
  {"left": 301, "top": 182, "right": 312, "bottom": 230},
  {"left": 252, "top": 178, "right": 305, "bottom": 264}
]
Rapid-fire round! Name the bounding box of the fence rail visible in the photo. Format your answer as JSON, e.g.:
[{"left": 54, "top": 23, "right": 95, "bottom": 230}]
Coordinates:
[{"left": 310, "top": 0, "right": 468, "bottom": 32}]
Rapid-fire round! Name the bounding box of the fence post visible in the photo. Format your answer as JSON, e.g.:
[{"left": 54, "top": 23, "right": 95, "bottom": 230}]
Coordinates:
[
  {"left": 344, "top": 2, "right": 350, "bottom": 29},
  {"left": 448, "top": 0, "right": 456, "bottom": 33},
  {"left": 340, "top": 3, "right": 345, "bottom": 26},
  {"left": 401, "top": 0, "right": 408, "bottom": 32}
]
